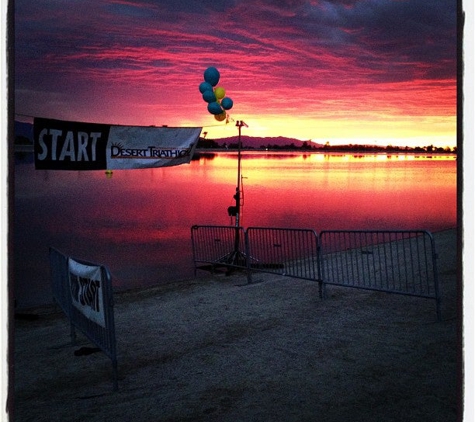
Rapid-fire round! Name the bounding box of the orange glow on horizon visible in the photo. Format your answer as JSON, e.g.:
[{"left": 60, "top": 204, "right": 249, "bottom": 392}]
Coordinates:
[{"left": 197, "top": 115, "right": 456, "bottom": 149}]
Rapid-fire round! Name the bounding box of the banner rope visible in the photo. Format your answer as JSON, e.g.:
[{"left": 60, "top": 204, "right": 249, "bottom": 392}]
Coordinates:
[{"left": 14, "top": 112, "right": 234, "bottom": 131}]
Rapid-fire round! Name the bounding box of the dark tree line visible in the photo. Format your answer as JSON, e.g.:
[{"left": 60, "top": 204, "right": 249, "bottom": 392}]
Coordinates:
[{"left": 196, "top": 138, "right": 456, "bottom": 154}]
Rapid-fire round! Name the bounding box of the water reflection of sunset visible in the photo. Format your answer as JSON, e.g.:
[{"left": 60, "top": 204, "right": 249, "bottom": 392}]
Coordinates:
[{"left": 14, "top": 152, "right": 456, "bottom": 307}]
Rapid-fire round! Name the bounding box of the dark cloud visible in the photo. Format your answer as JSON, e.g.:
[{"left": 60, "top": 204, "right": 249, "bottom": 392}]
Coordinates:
[
  {"left": 282, "top": 0, "right": 457, "bottom": 82},
  {"left": 15, "top": 0, "right": 456, "bottom": 78}
]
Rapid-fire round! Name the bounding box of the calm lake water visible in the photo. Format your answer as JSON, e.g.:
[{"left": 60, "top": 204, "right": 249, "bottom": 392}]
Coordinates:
[{"left": 14, "top": 151, "right": 457, "bottom": 309}]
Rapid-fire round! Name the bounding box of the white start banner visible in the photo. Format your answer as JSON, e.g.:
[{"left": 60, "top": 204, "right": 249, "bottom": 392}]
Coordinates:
[
  {"left": 68, "top": 258, "right": 106, "bottom": 327},
  {"left": 34, "top": 117, "right": 202, "bottom": 170}
]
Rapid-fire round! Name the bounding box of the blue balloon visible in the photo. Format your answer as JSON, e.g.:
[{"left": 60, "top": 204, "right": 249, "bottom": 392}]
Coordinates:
[
  {"left": 202, "top": 90, "right": 216, "bottom": 103},
  {"left": 207, "top": 102, "right": 223, "bottom": 115},
  {"left": 204, "top": 67, "right": 220, "bottom": 86},
  {"left": 221, "top": 97, "right": 233, "bottom": 110},
  {"left": 199, "top": 81, "right": 213, "bottom": 94}
]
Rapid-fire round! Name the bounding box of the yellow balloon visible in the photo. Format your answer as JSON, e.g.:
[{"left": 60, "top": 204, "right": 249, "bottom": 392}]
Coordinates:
[
  {"left": 214, "top": 86, "right": 226, "bottom": 100},
  {"left": 214, "top": 112, "right": 227, "bottom": 121}
]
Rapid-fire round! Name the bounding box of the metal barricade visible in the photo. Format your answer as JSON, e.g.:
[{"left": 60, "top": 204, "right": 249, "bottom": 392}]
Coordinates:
[
  {"left": 191, "top": 226, "right": 322, "bottom": 291},
  {"left": 49, "top": 247, "right": 118, "bottom": 390},
  {"left": 319, "top": 230, "right": 440, "bottom": 320},
  {"left": 50, "top": 247, "right": 75, "bottom": 341},
  {"left": 191, "top": 225, "right": 247, "bottom": 273},
  {"left": 245, "top": 227, "right": 321, "bottom": 287},
  {"left": 50, "top": 247, "right": 72, "bottom": 318},
  {"left": 191, "top": 226, "right": 442, "bottom": 320}
]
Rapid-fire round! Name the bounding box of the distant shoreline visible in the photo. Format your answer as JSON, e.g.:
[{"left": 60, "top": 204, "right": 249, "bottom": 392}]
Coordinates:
[
  {"left": 14, "top": 145, "right": 457, "bottom": 156},
  {"left": 193, "top": 148, "right": 457, "bottom": 156}
]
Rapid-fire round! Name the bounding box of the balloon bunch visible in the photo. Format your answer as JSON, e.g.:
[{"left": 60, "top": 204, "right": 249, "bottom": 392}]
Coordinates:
[{"left": 199, "top": 67, "right": 234, "bottom": 122}]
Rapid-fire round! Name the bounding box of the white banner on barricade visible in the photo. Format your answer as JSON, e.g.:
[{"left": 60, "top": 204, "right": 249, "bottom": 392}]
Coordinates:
[{"left": 68, "top": 259, "right": 106, "bottom": 328}]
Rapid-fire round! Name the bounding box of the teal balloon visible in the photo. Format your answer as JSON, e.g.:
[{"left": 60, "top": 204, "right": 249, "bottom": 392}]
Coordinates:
[
  {"left": 204, "top": 67, "right": 220, "bottom": 86},
  {"left": 207, "top": 102, "right": 223, "bottom": 115},
  {"left": 202, "top": 90, "right": 216, "bottom": 103},
  {"left": 221, "top": 97, "right": 233, "bottom": 110},
  {"left": 199, "top": 81, "right": 213, "bottom": 93}
]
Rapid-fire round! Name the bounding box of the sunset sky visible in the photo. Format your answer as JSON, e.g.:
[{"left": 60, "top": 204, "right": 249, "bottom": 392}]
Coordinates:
[{"left": 14, "top": 0, "right": 458, "bottom": 147}]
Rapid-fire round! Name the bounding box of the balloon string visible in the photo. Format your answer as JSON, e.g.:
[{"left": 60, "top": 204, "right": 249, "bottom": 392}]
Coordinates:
[
  {"left": 202, "top": 123, "right": 231, "bottom": 128},
  {"left": 202, "top": 115, "right": 236, "bottom": 129}
]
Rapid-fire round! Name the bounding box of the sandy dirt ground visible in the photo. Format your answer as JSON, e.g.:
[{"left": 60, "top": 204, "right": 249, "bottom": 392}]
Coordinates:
[{"left": 11, "top": 229, "right": 460, "bottom": 422}]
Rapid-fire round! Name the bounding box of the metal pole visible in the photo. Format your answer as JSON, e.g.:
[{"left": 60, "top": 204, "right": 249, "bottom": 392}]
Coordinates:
[
  {"left": 235, "top": 121, "right": 242, "bottom": 228},
  {"left": 233, "top": 120, "right": 247, "bottom": 259}
]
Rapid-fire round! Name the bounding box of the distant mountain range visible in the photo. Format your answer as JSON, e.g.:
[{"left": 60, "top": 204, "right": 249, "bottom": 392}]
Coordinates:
[{"left": 205, "top": 135, "right": 324, "bottom": 149}]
